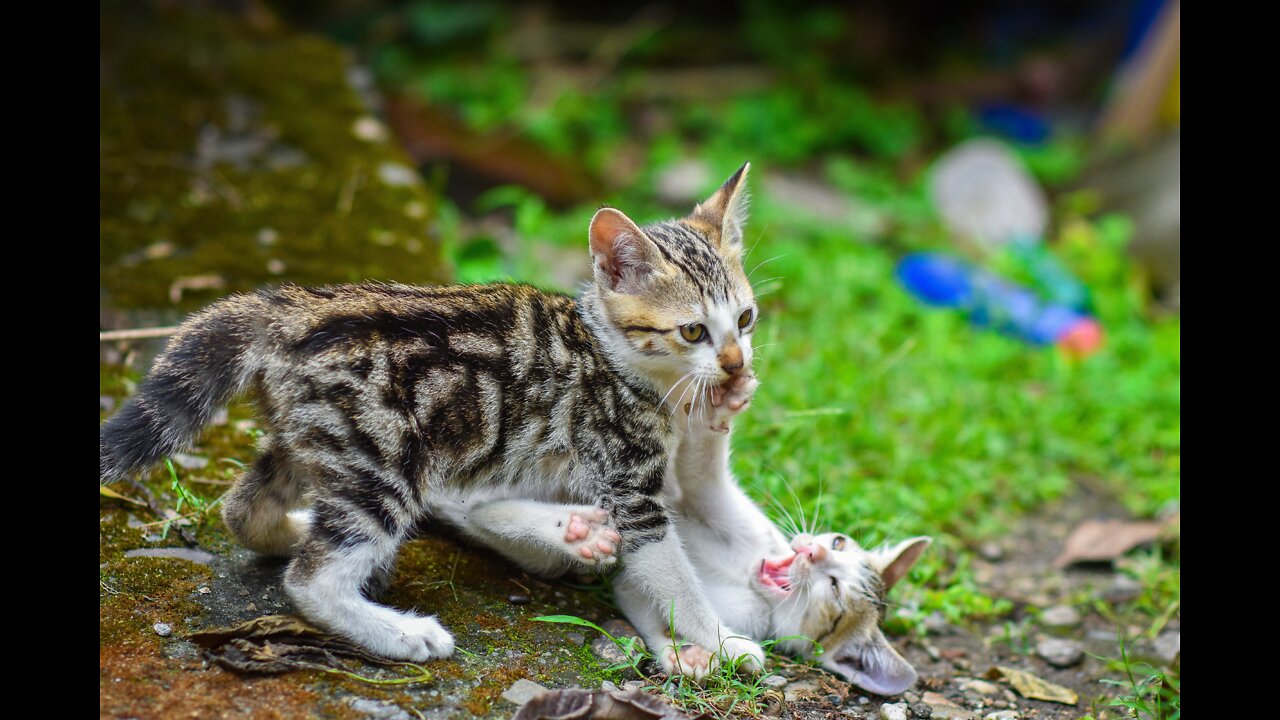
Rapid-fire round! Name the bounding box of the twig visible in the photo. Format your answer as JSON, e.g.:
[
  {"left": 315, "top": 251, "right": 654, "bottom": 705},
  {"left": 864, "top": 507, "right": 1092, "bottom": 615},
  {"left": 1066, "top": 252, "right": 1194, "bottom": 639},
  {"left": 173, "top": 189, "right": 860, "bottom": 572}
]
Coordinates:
[
  {"left": 126, "top": 477, "right": 200, "bottom": 547},
  {"left": 100, "top": 327, "right": 179, "bottom": 342}
]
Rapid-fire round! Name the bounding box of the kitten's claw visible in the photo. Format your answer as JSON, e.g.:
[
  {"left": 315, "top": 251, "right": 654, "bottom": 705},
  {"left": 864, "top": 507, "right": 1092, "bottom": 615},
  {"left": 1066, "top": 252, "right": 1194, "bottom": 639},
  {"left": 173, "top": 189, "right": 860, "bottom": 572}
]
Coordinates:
[{"left": 563, "top": 510, "right": 619, "bottom": 568}]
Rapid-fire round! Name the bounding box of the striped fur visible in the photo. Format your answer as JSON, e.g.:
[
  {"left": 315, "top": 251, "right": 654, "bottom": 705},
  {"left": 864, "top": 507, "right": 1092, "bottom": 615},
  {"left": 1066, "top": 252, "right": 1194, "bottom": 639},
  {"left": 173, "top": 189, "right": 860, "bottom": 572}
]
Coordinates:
[{"left": 99, "top": 164, "right": 767, "bottom": 665}]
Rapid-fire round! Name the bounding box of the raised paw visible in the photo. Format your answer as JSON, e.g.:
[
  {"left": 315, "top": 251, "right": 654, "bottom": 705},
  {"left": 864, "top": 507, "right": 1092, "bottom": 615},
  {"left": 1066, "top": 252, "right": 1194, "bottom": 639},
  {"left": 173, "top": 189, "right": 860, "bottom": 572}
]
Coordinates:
[
  {"left": 703, "top": 373, "right": 759, "bottom": 433},
  {"left": 563, "top": 509, "right": 620, "bottom": 568},
  {"left": 663, "top": 643, "right": 715, "bottom": 680}
]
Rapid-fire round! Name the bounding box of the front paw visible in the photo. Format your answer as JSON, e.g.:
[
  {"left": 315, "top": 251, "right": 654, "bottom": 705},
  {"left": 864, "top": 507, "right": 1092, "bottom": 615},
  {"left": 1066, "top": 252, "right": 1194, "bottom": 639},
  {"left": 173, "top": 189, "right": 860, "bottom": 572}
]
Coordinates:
[
  {"left": 661, "top": 643, "right": 715, "bottom": 680},
  {"left": 717, "top": 635, "right": 765, "bottom": 674},
  {"left": 564, "top": 509, "right": 620, "bottom": 569},
  {"left": 705, "top": 373, "right": 758, "bottom": 432}
]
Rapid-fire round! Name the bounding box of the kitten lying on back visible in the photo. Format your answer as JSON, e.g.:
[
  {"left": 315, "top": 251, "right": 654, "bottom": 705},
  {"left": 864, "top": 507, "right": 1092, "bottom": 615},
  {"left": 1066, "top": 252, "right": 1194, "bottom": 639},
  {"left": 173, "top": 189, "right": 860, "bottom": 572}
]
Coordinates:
[
  {"left": 100, "top": 164, "right": 769, "bottom": 670},
  {"left": 434, "top": 391, "right": 930, "bottom": 693}
]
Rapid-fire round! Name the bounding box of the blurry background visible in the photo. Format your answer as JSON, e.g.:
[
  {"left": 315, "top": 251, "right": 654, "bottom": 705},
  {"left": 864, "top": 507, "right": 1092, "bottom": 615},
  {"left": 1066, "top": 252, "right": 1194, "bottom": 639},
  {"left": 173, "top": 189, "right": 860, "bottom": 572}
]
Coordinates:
[{"left": 100, "top": 1, "right": 1179, "bottom": 715}]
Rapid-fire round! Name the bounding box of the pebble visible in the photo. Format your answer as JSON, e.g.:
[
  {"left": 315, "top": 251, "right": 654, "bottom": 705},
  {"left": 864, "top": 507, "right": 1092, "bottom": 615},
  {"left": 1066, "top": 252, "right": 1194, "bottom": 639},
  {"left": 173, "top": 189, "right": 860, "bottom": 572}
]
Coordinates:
[
  {"left": 880, "top": 703, "right": 910, "bottom": 720},
  {"left": 601, "top": 680, "right": 619, "bottom": 692},
  {"left": 351, "top": 117, "right": 388, "bottom": 143},
  {"left": 827, "top": 694, "right": 843, "bottom": 705},
  {"left": 197, "top": 586, "right": 211, "bottom": 595},
  {"left": 100, "top": 395, "right": 117, "bottom": 413},
  {"left": 124, "top": 548, "right": 215, "bottom": 564},
  {"left": 1153, "top": 630, "right": 1180, "bottom": 664},
  {"left": 903, "top": 692, "right": 920, "bottom": 704},
  {"left": 565, "top": 632, "right": 585, "bottom": 647},
  {"left": 623, "top": 680, "right": 644, "bottom": 692},
  {"left": 1036, "top": 636, "right": 1084, "bottom": 667},
  {"left": 910, "top": 703, "right": 933, "bottom": 718},
  {"left": 377, "top": 162, "right": 419, "bottom": 188},
  {"left": 591, "top": 636, "right": 631, "bottom": 666},
  {"left": 978, "top": 542, "right": 1005, "bottom": 562},
  {"left": 507, "top": 593, "right": 531, "bottom": 605},
  {"left": 958, "top": 679, "right": 999, "bottom": 696},
  {"left": 924, "top": 612, "right": 956, "bottom": 635},
  {"left": 763, "top": 674, "right": 788, "bottom": 688},
  {"left": 1101, "top": 575, "right": 1143, "bottom": 604},
  {"left": 1039, "top": 604, "right": 1082, "bottom": 630},
  {"left": 245, "top": 603, "right": 257, "bottom": 612},
  {"left": 170, "top": 453, "right": 209, "bottom": 470},
  {"left": 500, "top": 679, "right": 549, "bottom": 706},
  {"left": 153, "top": 622, "right": 172, "bottom": 637},
  {"left": 984, "top": 712, "right": 1019, "bottom": 720},
  {"left": 348, "top": 697, "right": 413, "bottom": 720},
  {"left": 784, "top": 679, "right": 822, "bottom": 702},
  {"left": 601, "top": 619, "right": 643, "bottom": 642}
]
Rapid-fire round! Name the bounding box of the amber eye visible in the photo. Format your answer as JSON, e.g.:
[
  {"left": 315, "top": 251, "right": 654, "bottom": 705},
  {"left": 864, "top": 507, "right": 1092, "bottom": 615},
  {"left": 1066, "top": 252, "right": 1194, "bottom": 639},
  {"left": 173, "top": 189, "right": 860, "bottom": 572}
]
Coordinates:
[
  {"left": 680, "top": 323, "right": 707, "bottom": 343},
  {"left": 831, "top": 536, "right": 847, "bottom": 551},
  {"left": 738, "top": 308, "right": 754, "bottom": 329}
]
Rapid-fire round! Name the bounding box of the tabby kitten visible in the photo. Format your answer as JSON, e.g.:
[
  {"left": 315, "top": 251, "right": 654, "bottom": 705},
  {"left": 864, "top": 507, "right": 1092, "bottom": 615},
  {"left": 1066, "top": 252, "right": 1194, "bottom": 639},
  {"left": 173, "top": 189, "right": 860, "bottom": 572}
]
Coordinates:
[{"left": 100, "top": 164, "right": 766, "bottom": 668}]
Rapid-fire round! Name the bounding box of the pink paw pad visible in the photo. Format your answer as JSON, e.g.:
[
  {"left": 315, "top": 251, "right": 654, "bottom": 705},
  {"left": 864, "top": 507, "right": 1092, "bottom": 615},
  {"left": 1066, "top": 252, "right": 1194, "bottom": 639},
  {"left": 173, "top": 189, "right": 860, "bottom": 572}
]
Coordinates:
[{"left": 563, "top": 510, "right": 619, "bottom": 565}]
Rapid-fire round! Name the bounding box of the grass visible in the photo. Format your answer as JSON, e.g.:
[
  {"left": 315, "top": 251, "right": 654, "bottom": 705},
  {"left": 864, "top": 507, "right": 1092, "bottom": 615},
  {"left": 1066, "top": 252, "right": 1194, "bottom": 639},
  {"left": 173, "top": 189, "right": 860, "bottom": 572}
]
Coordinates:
[{"left": 1097, "top": 639, "right": 1180, "bottom": 720}]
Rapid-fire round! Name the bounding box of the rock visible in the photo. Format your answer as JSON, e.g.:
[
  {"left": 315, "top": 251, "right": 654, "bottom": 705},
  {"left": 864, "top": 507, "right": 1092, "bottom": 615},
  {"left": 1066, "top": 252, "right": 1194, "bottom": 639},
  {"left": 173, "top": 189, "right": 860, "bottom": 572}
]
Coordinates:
[
  {"left": 1100, "top": 575, "right": 1143, "bottom": 604},
  {"left": 170, "top": 453, "right": 209, "bottom": 470},
  {"left": 763, "top": 674, "right": 788, "bottom": 689},
  {"left": 507, "top": 593, "right": 531, "bottom": 605},
  {"left": 348, "top": 697, "right": 413, "bottom": 720},
  {"left": 921, "top": 692, "right": 975, "bottom": 720},
  {"left": 601, "top": 681, "right": 619, "bottom": 692},
  {"left": 984, "top": 713, "right": 1019, "bottom": 720},
  {"left": 1035, "top": 637, "right": 1084, "bottom": 668},
  {"left": 978, "top": 542, "right": 1005, "bottom": 562},
  {"left": 601, "top": 619, "right": 643, "bottom": 643},
  {"left": 784, "top": 679, "right": 823, "bottom": 702},
  {"left": 924, "top": 612, "right": 956, "bottom": 636},
  {"left": 1152, "top": 630, "right": 1180, "bottom": 664},
  {"left": 125, "top": 548, "right": 215, "bottom": 564},
  {"left": 623, "top": 680, "right": 645, "bottom": 692},
  {"left": 1038, "top": 605, "right": 1082, "bottom": 630},
  {"left": 903, "top": 692, "right": 920, "bottom": 704},
  {"left": 153, "top": 622, "right": 173, "bottom": 637},
  {"left": 880, "top": 703, "right": 910, "bottom": 720},
  {"left": 501, "top": 679, "right": 549, "bottom": 706},
  {"left": 910, "top": 703, "right": 933, "bottom": 718},
  {"left": 958, "top": 679, "right": 1000, "bottom": 696},
  {"left": 565, "top": 632, "right": 586, "bottom": 647}
]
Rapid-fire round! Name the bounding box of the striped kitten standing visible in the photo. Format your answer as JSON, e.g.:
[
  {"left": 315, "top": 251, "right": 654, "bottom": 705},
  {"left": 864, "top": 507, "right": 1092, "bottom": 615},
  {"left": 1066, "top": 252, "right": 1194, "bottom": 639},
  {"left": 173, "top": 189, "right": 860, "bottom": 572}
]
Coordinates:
[{"left": 100, "top": 164, "right": 767, "bottom": 670}]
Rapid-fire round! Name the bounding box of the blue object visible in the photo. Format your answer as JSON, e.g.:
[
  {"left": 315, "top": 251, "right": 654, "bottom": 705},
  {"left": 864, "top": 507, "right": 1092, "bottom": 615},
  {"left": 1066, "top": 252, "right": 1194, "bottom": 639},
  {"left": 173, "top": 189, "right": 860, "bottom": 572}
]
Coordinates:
[{"left": 896, "top": 252, "right": 1102, "bottom": 354}]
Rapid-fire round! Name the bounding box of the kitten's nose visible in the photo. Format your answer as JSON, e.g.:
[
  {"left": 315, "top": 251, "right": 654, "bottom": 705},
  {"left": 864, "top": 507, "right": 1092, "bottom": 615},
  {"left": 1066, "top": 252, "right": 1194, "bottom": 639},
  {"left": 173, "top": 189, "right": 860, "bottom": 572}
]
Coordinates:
[
  {"left": 791, "top": 538, "right": 827, "bottom": 563},
  {"left": 718, "top": 344, "right": 744, "bottom": 374}
]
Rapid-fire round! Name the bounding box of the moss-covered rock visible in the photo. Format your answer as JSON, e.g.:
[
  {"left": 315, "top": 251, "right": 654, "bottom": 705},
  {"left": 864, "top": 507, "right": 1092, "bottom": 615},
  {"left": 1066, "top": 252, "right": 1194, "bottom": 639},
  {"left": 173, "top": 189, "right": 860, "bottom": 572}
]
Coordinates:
[{"left": 100, "top": 0, "right": 450, "bottom": 320}]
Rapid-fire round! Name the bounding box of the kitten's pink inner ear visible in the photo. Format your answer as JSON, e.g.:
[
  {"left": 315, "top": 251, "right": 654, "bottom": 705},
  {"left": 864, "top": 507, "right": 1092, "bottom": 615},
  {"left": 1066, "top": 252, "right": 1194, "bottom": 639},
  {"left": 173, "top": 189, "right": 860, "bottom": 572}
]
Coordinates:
[
  {"left": 877, "top": 536, "right": 931, "bottom": 590},
  {"left": 589, "top": 207, "right": 654, "bottom": 292}
]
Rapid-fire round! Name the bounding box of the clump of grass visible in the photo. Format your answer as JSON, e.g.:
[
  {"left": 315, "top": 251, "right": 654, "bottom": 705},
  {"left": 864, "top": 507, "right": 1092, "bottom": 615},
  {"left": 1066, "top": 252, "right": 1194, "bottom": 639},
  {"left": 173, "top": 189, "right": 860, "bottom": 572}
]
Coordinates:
[{"left": 1099, "top": 639, "right": 1180, "bottom": 720}]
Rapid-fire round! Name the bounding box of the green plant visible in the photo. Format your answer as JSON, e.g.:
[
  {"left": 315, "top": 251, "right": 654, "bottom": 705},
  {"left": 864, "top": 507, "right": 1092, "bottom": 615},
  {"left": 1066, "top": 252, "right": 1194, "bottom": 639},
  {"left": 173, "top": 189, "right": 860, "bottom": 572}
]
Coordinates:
[{"left": 1100, "top": 639, "right": 1180, "bottom": 720}]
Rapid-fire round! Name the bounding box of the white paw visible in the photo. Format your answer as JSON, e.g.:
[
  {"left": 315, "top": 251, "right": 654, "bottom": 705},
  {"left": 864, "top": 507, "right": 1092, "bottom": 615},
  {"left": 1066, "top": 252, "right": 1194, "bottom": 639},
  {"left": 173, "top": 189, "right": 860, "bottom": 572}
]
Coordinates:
[
  {"left": 563, "top": 509, "right": 620, "bottom": 568},
  {"left": 718, "top": 635, "right": 765, "bottom": 674},
  {"left": 377, "top": 614, "right": 456, "bottom": 662},
  {"left": 702, "top": 373, "right": 758, "bottom": 432},
  {"left": 662, "top": 643, "right": 715, "bottom": 680}
]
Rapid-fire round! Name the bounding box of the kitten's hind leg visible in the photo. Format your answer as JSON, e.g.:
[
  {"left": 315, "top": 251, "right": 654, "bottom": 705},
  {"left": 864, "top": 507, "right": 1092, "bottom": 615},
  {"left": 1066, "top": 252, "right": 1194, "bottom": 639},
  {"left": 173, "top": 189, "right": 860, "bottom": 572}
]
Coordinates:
[
  {"left": 434, "top": 498, "right": 620, "bottom": 576},
  {"left": 285, "top": 496, "right": 454, "bottom": 662},
  {"left": 222, "top": 446, "right": 310, "bottom": 556}
]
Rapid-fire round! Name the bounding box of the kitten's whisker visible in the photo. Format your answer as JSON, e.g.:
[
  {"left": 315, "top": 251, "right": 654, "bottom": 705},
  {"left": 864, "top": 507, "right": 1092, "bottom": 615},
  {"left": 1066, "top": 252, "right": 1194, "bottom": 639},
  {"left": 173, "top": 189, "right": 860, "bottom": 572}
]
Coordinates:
[
  {"left": 747, "top": 253, "right": 787, "bottom": 281},
  {"left": 660, "top": 370, "right": 698, "bottom": 410}
]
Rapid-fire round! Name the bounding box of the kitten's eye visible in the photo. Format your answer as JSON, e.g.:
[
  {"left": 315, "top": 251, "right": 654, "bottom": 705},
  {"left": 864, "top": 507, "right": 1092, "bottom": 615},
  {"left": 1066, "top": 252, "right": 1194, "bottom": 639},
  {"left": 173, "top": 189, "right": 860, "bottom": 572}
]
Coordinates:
[
  {"left": 830, "top": 576, "right": 840, "bottom": 595},
  {"left": 831, "top": 536, "right": 847, "bottom": 551},
  {"left": 737, "top": 308, "right": 754, "bottom": 330},
  {"left": 679, "top": 323, "right": 707, "bottom": 343}
]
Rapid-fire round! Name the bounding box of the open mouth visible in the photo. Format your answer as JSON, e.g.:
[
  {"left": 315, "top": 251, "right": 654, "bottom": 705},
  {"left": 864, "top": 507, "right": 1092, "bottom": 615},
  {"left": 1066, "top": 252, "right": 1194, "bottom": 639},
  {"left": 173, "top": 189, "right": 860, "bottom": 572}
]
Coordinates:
[{"left": 758, "top": 554, "right": 797, "bottom": 595}]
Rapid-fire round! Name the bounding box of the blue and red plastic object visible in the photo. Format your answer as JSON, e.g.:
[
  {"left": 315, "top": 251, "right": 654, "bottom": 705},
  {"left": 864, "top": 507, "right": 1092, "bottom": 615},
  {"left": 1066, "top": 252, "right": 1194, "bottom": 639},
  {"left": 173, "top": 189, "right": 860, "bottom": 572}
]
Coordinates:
[{"left": 896, "top": 252, "right": 1103, "bottom": 357}]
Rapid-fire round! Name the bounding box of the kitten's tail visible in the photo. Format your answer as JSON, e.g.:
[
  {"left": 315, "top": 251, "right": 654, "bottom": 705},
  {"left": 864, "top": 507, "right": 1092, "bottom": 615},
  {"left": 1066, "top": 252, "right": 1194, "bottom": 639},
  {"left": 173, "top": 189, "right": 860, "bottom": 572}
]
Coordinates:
[{"left": 100, "top": 294, "right": 268, "bottom": 483}]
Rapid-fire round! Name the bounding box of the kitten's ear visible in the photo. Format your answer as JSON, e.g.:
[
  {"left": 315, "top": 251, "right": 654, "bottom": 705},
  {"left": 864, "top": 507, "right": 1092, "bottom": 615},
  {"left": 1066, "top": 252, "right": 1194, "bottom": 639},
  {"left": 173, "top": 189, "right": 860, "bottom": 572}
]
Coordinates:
[
  {"left": 821, "top": 628, "right": 918, "bottom": 697},
  {"left": 692, "top": 162, "right": 751, "bottom": 250},
  {"left": 868, "top": 536, "right": 931, "bottom": 591},
  {"left": 589, "top": 207, "right": 662, "bottom": 294}
]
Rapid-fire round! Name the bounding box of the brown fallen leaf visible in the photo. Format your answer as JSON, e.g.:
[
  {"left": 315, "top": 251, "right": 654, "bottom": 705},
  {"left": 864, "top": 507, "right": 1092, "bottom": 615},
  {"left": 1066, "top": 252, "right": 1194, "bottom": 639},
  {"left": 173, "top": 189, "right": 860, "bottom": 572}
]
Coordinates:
[
  {"left": 513, "top": 688, "right": 709, "bottom": 720},
  {"left": 1053, "top": 518, "right": 1169, "bottom": 568},
  {"left": 984, "top": 665, "right": 1078, "bottom": 705},
  {"left": 189, "top": 615, "right": 431, "bottom": 684},
  {"left": 99, "top": 485, "right": 146, "bottom": 506}
]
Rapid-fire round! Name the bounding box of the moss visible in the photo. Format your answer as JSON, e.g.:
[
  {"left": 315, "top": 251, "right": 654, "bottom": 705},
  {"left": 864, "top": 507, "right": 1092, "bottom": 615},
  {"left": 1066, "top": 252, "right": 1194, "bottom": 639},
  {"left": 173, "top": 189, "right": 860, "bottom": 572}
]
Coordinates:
[
  {"left": 463, "top": 665, "right": 529, "bottom": 716},
  {"left": 99, "top": 556, "right": 209, "bottom": 647},
  {"left": 100, "top": 1, "right": 450, "bottom": 316}
]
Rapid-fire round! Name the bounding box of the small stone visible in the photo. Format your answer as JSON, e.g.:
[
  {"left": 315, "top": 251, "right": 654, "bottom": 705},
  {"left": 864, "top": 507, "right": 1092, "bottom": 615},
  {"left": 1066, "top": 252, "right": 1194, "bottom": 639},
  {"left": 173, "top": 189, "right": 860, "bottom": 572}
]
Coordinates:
[
  {"left": 256, "top": 227, "right": 278, "bottom": 246},
  {"left": 1152, "top": 630, "right": 1180, "bottom": 664},
  {"left": 763, "top": 674, "right": 788, "bottom": 688},
  {"left": 507, "top": 593, "right": 531, "bottom": 605},
  {"left": 910, "top": 703, "right": 933, "bottom": 718},
  {"left": 924, "top": 612, "right": 955, "bottom": 635},
  {"left": 352, "top": 117, "right": 388, "bottom": 143},
  {"left": 880, "top": 703, "right": 910, "bottom": 720},
  {"left": 958, "top": 679, "right": 999, "bottom": 696},
  {"left": 978, "top": 542, "right": 1005, "bottom": 562},
  {"left": 827, "top": 694, "right": 843, "bottom": 705},
  {"left": 378, "top": 162, "right": 419, "bottom": 188},
  {"left": 238, "top": 590, "right": 250, "bottom": 597},
  {"left": 501, "top": 679, "right": 549, "bottom": 706},
  {"left": 591, "top": 636, "right": 630, "bottom": 666},
  {"left": 245, "top": 603, "right": 257, "bottom": 612},
  {"left": 565, "top": 632, "right": 585, "bottom": 647},
  {"left": 1036, "top": 636, "right": 1084, "bottom": 667},
  {"left": 623, "top": 680, "right": 644, "bottom": 692},
  {"left": 784, "top": 679, "right": 822, "bottom": 702},
  {"left": 1101, "top": 575, "right": 1143, "bottom": 604},
  {"left": 984, "top": 712, "right": 1019, "bottom": 720},
  {"left": 197, "top": 586, "right": 211, "bottom": 595},
  {"left": 601, "top": 619, "right": 641, "bottom": 639},
  {"left": 170, "top": 453, "right": 209, "bottom": 470},
  {"left": 100, "top": 395, "right": 117, "bottom": 413},
  {"left": 266, "top": 258, "right": 287, "bottom": 275},
  {"left": 153, "top": 622, "right": 172, "bottom": 637},
  {"left": 600, "top": 680, "right": 619, "bottom": 692},
  {"left": 904, "top": 693, "right": 920, "bottom": 704},
  {"left": 348, "top": 697, "right": 413, "bottom": 720},
  {"left": 858, "top": 696, "right": 870, "bottom": 705},
  {"left": 1039, "top": 605, "right": 1082, "bottom": 630}
]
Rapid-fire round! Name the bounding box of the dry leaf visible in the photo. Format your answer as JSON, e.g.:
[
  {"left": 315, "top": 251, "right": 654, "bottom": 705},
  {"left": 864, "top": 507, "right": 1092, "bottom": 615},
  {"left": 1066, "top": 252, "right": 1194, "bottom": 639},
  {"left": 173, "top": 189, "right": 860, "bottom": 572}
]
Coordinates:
[
  {"left": 99, "top": 485, "right": 146, "bottom": 506},
  {"left": 985, "top": 665, "right": 1078, "bottom": 705},
  {"left": 1053, "top": 518, "right": 1168, "bottom": 568},
  {"left": 514, "top": 689, "right": 708, "bottom": 720}
]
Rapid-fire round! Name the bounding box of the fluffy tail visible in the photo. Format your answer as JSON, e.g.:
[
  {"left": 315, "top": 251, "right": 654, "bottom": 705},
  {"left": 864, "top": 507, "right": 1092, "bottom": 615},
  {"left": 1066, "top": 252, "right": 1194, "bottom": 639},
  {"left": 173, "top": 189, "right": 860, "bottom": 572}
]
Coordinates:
[{"left": 100, "top": 295, "right": 265, "bottom": 483}]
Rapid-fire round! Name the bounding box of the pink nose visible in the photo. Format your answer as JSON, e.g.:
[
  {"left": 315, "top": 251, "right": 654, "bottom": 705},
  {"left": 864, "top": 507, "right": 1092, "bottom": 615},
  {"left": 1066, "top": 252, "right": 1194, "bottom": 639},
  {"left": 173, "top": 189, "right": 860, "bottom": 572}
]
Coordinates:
[{"left": 791, "top": 539, "right": 827, "bottom": 563}]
